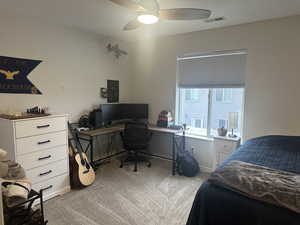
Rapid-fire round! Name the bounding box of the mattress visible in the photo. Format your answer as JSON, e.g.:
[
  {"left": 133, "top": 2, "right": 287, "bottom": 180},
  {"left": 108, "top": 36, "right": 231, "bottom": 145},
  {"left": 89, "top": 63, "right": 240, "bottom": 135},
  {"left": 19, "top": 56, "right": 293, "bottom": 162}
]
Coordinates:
[{"left": 186, "top": 135, "right": 300, "bottom": 225}]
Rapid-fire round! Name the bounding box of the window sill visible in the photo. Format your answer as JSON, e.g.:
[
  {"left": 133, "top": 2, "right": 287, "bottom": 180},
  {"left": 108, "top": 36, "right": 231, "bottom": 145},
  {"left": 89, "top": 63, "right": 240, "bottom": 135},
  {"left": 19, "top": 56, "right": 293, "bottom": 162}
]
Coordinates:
[{"left": 178, "top": 133, "right": 214, "bottom": 142}]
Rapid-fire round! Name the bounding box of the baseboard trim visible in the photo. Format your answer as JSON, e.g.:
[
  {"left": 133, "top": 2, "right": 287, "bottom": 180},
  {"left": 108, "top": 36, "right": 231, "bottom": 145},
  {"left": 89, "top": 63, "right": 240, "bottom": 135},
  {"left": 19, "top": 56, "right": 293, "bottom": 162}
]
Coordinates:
[
  {"left": 43, "top": 186, "right": 71, "bottom": 202},
  {"left": 32, "top": 186, "right": 70, "bottom": 206}
]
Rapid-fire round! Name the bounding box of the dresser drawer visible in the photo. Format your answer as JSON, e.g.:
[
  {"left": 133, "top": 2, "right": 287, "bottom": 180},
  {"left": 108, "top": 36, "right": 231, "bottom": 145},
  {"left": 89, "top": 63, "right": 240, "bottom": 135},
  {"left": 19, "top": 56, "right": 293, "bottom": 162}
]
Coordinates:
[
  {"left": 16, "top": 131, "right": 67, "bottom": 155},
  {"left": 32, "top": 173, "right": 69, "bottom": 197},
  {"left": 215, "top": 140, "right": 234, "bottom": 154},
  {"left": 15, "top": 117, "right": 66, "bottom": 138},
  {"left": 17, "top": 145, "right": 67, "bottom": 170},
  {"left": 26, "top": 159, "right": 68, "bottom": 184}
]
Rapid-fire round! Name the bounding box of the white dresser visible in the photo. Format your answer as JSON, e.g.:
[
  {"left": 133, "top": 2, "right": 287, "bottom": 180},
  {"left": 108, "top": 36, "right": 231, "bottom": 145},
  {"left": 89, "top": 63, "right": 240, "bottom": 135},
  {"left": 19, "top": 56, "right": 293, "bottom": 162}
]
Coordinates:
[
  {"left": 0, "top": 114, "right": 70, "bottom": 201},
  {"left": 214, "top": 136, "right": 241, "bottom": 169}
]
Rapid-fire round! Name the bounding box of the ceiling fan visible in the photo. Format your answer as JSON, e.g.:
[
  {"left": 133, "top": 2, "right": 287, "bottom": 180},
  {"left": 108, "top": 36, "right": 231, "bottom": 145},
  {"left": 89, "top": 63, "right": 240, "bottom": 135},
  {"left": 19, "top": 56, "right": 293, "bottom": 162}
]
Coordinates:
[{"left": 108, "top": 0, "right": 212, "bottom": 31}]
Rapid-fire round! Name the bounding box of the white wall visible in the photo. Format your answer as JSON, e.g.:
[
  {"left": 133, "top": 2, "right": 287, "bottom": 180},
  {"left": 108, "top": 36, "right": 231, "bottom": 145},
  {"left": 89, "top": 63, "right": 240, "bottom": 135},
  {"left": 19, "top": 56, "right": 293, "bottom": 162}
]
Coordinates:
[
  {"left": 131, "top": 16, "right": 300, "bottom": 170},
  {"left": 1, "top": 15, "right": 300, "bottom": 172},
  {"left": 0, "top": 17, "right": 134, "bottom": 121},
  {"left": 132, "top": 15, "right": 300, "bottom": 140}
]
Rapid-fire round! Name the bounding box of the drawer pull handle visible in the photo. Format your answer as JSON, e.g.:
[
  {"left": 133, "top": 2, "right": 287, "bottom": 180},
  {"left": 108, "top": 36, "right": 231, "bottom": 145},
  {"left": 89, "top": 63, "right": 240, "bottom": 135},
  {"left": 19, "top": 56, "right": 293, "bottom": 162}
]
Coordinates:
[
  {"left": 38, "top": 155, "right": 51, "bottom": 160},
  {"left": 41, "top": 185, "right": 53, "bottom": 192},
  {"left": 39, "top": 170, "right": 52, "bottom": 176},
  {"left": 37, "top": 124, "right": 50, "bottom": 129},
  {"left": 38, "top": 140, "right": 51, "bottom": 145}
]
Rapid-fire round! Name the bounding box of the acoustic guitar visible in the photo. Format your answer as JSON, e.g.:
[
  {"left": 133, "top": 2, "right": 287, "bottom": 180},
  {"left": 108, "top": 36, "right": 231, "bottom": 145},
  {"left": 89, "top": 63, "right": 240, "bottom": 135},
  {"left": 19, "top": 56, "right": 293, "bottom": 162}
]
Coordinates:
[{"left": 68, "top": 123, "right": 95, "bottom": 187}]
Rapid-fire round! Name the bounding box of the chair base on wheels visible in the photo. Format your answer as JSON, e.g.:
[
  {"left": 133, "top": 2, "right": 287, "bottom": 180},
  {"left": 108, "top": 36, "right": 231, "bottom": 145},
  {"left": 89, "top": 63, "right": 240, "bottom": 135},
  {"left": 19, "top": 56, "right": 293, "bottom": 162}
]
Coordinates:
[{"left": 120, "top": 151, "right": 151, "bottom": 172}]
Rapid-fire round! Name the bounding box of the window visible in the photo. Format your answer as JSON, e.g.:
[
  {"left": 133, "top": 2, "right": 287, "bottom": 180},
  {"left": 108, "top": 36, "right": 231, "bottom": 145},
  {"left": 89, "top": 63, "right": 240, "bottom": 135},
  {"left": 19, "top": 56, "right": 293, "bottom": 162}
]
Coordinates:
[
  {"left": 191, "top": 118, "right": 205, "bottom": 128},
  {"left": 185, "top": 89, "right": 200, "bottom": 101},
  {"left": 218, "top": 119, "right": 227, "bottom": 128},
  {"left": 179, "top": 89, "right": 209, "bottom": 136},
  {"left": 194, "top": 119, "right": 203, "bottom": 128},
  {"left": 216, "top": 89, "right": 232, "bottom": 103},
  {"left": 178, "top": 88, "right": 244, "bottom": 137}
]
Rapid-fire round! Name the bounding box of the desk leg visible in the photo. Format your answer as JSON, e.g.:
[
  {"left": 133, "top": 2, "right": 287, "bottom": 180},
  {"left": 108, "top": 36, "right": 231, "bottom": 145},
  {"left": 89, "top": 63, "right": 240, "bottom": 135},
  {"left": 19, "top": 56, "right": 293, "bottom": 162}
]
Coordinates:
[
  {"left": 90, "top": 137, "right": 94, "bottom": 167},
  {"left": 172, "top": 134, "right": 176, "bottom": 176}
]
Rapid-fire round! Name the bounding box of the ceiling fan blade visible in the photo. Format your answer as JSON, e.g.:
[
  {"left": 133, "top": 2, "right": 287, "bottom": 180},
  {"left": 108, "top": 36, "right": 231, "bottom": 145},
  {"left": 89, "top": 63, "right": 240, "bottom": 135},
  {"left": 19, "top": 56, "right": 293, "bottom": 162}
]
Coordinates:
[
  {"left": 109, "top": 0, "right": 143, "bottom": 11},
  {"left": 136, "top": 0, "right": 159, "bottom": 12},
  {"left": 123, "top": 19, "right": 141, "bottom": 31},
  {"left": 159, "top": 8, "right": 211, "bottom": 20}
]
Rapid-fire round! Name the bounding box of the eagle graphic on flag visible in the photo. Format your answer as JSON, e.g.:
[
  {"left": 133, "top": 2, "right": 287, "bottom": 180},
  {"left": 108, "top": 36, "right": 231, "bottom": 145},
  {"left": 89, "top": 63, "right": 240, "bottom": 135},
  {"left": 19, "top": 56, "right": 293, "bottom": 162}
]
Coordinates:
[{"left": 0, "top": 56, "right": 42, "bottom": 94}]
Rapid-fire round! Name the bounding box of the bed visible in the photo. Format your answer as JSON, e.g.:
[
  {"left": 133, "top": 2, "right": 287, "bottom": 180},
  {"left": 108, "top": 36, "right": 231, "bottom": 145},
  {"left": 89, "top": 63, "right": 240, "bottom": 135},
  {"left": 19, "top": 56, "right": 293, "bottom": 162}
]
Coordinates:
[{"left": 186, "top": 135, "right": 300, "bottom": 225}]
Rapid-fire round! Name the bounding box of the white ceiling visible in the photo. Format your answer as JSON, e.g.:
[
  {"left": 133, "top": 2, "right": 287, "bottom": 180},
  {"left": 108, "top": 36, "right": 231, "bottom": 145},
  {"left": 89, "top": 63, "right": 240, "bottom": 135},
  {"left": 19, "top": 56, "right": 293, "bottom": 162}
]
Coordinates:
[{"left": 1, "top": 0, "right": 300, "bottom": 41}]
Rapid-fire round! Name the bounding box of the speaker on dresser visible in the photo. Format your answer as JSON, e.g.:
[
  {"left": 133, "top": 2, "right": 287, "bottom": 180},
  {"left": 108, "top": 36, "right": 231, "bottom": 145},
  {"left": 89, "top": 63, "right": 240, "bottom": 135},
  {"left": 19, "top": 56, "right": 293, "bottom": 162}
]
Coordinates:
[{"left": 89, "top": 109, "right": 103, "bottom": 129}]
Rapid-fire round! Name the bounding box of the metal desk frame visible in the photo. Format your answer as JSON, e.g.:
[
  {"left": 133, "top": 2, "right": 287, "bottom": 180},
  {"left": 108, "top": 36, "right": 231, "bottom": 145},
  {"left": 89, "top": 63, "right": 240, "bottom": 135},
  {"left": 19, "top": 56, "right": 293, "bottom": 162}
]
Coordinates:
[{"left": 78, "top": 125, "right": 182, "bottom": 176}]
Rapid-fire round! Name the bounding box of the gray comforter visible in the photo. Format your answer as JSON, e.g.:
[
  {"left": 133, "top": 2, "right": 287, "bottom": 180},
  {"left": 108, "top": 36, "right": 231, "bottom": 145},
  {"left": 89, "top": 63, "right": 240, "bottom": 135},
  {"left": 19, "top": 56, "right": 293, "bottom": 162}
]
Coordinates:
[{"left": 208, "top": 160, "right": 300, "bottom": 214}]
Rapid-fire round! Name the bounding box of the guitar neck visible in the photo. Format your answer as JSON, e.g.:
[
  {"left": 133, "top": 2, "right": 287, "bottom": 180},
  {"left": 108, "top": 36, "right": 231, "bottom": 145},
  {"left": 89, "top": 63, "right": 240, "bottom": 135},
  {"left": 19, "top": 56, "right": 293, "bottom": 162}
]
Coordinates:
[
  {"left": 74, "top": 133, "right": 85, "bottom": 159},
  {"left": 68, "top": 123, "right": 85, "bottom": 162}
]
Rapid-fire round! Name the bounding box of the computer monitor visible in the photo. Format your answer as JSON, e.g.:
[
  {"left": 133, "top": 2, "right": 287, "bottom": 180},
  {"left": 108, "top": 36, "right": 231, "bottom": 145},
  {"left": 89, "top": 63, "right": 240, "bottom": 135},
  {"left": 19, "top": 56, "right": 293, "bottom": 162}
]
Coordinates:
[
  {"left": 101, "top": 104, "right": 122, "bottom": 125},
  {"left": 123, "top": 104, "right": 148, "bottom": 120},
  {"left": 101, "top": 103, "right": 148, "bottom": 125}
]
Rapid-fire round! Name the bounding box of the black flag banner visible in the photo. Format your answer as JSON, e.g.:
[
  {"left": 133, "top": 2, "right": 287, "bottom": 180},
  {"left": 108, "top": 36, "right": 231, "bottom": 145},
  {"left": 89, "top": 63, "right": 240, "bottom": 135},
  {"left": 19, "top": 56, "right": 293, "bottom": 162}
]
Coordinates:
[{"left": 0, "top": 56, "right": 42, "bottom": 94}]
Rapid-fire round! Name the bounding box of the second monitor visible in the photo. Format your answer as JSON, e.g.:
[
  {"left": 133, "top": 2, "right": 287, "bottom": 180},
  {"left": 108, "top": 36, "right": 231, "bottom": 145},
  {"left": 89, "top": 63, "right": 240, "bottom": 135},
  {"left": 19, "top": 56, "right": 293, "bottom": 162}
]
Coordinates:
[{"left": 101, "top": 103, "right": 148, "bottom": 125}]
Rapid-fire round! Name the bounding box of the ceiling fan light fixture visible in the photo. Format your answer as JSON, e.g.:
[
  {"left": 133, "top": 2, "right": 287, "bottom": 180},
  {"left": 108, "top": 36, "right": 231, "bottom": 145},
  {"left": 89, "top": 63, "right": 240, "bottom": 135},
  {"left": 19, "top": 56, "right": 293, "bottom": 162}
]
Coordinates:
[{"left": 137, "top": 14, "right": 159, "bottom": 24}]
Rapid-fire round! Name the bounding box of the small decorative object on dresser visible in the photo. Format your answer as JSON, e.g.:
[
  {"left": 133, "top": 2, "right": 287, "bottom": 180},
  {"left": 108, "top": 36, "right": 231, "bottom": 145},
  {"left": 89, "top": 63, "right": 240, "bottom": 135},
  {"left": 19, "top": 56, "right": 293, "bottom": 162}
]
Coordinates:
[
  {"left": 214, "top": 136, "right": 241, "bottom": 169},
  {"left": 0, "top": 114, "right": 70, "bottom": 202},
  {"left": 217, "top": 127, "right": 227, "bottom": 136}
]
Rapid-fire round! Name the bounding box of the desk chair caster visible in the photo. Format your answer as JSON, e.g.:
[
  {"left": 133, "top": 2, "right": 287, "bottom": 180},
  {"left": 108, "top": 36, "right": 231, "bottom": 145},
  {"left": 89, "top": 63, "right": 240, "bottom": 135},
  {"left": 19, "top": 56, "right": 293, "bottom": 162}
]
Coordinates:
[{"left": 120, "top": 154, "right": 151, "bottom": 172}]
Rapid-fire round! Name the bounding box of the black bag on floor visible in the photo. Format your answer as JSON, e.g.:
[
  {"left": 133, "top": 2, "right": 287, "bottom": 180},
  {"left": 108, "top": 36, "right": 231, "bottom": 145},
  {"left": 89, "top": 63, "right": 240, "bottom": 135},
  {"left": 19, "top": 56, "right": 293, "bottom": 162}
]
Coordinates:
[
  {"left": 176, "top": 125, "right": 200, "bottom": 177},
  {"left": 177, "top": 150, "right": 199, "bottom": 177}
]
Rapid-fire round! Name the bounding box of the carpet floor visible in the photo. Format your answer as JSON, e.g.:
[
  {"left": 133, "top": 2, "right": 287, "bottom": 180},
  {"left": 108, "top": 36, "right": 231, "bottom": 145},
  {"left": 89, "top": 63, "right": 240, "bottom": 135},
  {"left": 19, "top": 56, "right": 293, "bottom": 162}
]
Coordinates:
[{"left": 44, "top": 159, "right": 207, "bottom": 225}]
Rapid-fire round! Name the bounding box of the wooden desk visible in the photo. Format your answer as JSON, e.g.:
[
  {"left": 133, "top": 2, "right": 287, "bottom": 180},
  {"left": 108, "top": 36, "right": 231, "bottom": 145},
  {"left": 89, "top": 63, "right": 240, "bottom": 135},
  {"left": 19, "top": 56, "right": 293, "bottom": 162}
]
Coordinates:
[
  {"left": 80, "top": 125, "right": 124, "bottom": 136},
  {"left": 78, "top": 124, "right": 182, "bottom": 175},
  {"left": 80, "top": 124, "right": 179, "bottom": 136}
]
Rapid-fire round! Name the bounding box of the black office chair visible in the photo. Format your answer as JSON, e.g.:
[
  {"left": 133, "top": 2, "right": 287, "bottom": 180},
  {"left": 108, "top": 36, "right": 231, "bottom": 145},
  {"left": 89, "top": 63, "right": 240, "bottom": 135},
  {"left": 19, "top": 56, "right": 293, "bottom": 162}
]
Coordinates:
[{"left": 120, "top": 122, "right": 152, "bottom": 172}]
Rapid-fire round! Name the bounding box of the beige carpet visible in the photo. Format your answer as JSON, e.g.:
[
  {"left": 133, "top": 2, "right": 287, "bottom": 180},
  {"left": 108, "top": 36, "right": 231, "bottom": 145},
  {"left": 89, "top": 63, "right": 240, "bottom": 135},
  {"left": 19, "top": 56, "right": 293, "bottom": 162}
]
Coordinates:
[{"left": 44, "top": 159, "right": 207, "bottom": 225}]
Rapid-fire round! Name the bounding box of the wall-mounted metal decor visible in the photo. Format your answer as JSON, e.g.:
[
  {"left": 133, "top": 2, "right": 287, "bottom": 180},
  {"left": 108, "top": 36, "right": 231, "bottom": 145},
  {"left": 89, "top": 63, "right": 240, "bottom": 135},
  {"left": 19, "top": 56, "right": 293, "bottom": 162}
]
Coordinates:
[
  {"left": 0, "top": 56, "right": 42, "bottom": 94},
  {"left": 107, "top": 44, "right": 128, "bottom": 59},
  {"left": 107, "top": 80, "right": 119, "bottom": 103},
  {"left": 100, "top": 88, "right": 108, "bottom": 98}
]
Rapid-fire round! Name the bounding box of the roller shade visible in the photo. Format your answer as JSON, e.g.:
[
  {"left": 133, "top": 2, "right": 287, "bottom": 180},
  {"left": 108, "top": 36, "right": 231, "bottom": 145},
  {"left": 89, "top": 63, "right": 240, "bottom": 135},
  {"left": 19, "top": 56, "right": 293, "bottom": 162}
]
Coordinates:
[{"left": 177, "top": 51, "right": 247, "bottom": 88}]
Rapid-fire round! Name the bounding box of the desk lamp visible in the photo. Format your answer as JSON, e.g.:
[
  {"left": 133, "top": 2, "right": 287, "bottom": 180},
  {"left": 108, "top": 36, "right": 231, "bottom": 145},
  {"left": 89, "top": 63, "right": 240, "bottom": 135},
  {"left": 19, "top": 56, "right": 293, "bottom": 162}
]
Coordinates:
[{"left": 228, "top": 112, "right": 238, "bottom": 138}]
